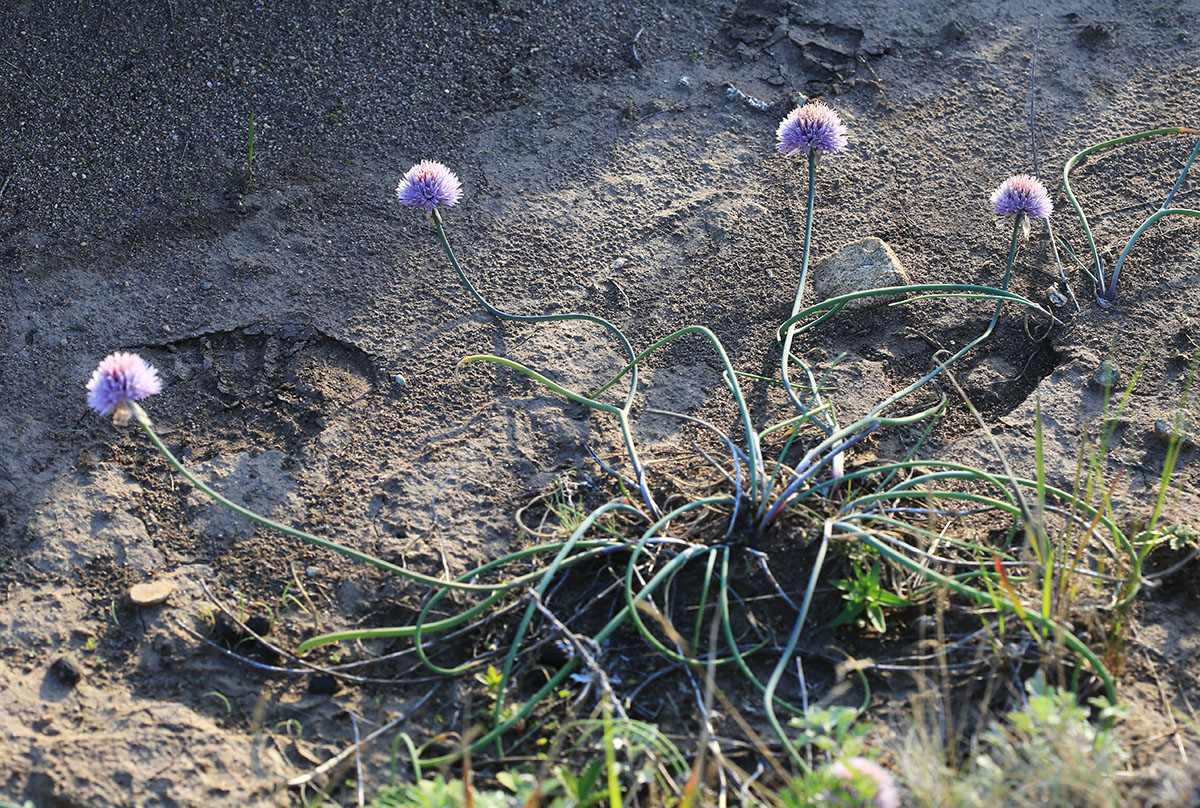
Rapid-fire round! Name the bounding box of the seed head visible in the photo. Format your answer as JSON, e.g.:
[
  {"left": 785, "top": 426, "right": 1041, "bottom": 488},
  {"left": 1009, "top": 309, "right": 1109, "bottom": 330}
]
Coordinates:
[
  {"left": 776, "top": 102, "right": 848, "bottom": 157},
  {"left": 396, "top": 161, "right": 463, "bottom": 211},
  {"left": 87, "top": 352, "right": 162, "bottom": 424},
  {"left": 990, "top": 174, "right": 1053, "bottom": 219}
]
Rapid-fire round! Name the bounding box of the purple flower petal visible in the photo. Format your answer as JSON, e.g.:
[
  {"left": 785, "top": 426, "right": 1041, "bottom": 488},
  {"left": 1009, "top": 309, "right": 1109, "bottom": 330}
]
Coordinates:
[
  {"left": 396, "top": 161, "right": 463, "bottom": 211},
  {"left": 776, "top": 103, "right": 848, "bottom": 157},
  {"left": 990, "top": 174, "right": 1053, "bottom": 218},
  {"left": 87, "top": 352, "right": 162, "bottom": 416}
]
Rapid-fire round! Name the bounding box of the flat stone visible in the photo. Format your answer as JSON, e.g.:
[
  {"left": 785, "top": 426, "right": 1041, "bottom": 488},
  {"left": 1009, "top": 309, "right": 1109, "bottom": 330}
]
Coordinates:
[
  {"left": 129, "top": 580, "right": 173, "bottom": 607},
  {"left": 812, "top": 237, "right": 910, "bottom": 310}
]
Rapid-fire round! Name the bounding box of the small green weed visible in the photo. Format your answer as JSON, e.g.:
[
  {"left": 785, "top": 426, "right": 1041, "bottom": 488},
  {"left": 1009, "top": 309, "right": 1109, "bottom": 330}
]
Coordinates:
[
  {"left": 899, "top": 673, "right": 1127, "bottom": 807},
  {"left": 830, "top": 559, "right": 907, "bottom": 633}
]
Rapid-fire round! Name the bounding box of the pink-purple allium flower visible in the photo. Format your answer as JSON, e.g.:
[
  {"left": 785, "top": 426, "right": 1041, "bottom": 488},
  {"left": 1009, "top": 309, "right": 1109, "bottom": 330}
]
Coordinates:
[
  {"left": 776, "top": 102, "right": 848, "bottom": 157},
  {"left": 990, "top": 174, "right": 1053, "bottom": 219},
  {"left": 396, "top": 161, "right": 463, "bottom": 211},
  {"left": 829, "top": 757, "right": 900, "bottom": 808},
  {"left": 87, "top": 352, "right": 161, "bottom": 425}
]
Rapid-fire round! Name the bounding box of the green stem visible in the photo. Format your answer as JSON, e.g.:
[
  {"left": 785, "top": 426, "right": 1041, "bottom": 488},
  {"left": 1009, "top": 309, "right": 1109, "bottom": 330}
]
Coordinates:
[
  {"left": 461, "top": 354, "right": 656, "bottom": 512},
  {"left": 764, "top": 520, "right": 829, "bottom": 768},
  {"left": 760, "top": 222, "right": 1024, "bottom": 528},
  {"left": 583, "top": 324, "right": 763, "bottom": 505},
  {"left": 493, "top": 500, "right": 635, "bottom": 751},
  {"left": 1162, "top": 135, "right": 1200, "bottom": 209},
  {"left": 134, "top": 403, "right": 498, "bottom": 593},
  {"left": 847, "top": 521, "right": 1117, "bottom": 711},
  {"left": 775, "top": 283, "right": 1057, "bottom": 338},
  {"left": 297, "top": 540, "right": 631, "bottom": 653},
  {"left": 431, "top": 211, "right": 638, "bottom": 411},
  {"left": 1102, "top": 208, "right": 1200, "bottom": 304},
  {"left": 780, "top": 152, "right": 833, "bottom": 434},
  {"left": 418, "top": 537, "right": 716, "bottom": 768},
  {"left": 1060, "top": 126, "right": 1195, "bottom": 298}
]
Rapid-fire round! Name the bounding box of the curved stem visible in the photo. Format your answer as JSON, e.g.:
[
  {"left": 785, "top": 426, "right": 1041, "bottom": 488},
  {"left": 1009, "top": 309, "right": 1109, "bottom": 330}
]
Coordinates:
[
  {"left": 1101, "top": 208, "right": 1200, "bottom": 304},
  {"left": 420, "top": 537, "right": 718, "bottom": 768},
  {"left": 134, "top": 403, "right": 498, "bottom": 593},
  {"left": 1162, "top": 135, "right": 1200, "bottom": 210},
  {"left": 846, "top": 521, "right": 1117, "bottom": 710},
  {"left": 622, "top": 498, "right": 738, "bottom": 664},
  {"left": 715, "top": 548, "right": 809, "bottom": 719},
  {"left": 760, "top": 221, "right": 1024, "bottom": 528},
  {"left": 493, "top": 500, "right": 635, "bottom": 742},
  {"left": 775, "top": 284, "right": 1057, "bottom": 338},
  {"left": 585, "top": 324, "right": 763, "bottom": 505},
  {"left": 431, "top": 210, "right": 639, "bottom": 414},
  {"left": 1060, "top": 126, "right": 1196, "bottom": 297},
  {"left": 461, "top": 353, "right": 658, "bottom": 513},
  {"left": 764, "top": 520, "right": 829, "bottom": 768}
]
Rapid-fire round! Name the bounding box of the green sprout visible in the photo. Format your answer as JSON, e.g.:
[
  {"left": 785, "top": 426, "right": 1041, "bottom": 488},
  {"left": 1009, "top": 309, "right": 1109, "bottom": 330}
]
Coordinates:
[{"left": 830, "top": 560, "right": 907, "bottom": 633}]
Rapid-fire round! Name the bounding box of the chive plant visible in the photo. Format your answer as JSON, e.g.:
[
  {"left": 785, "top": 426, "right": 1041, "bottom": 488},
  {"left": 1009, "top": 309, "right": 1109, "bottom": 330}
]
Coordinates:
[
  {"left": 89, "top": 107, "right": 1172, "bottom": 783},
  {"left": 1061, "top": 126, "right": 1200, "bottom": 305}
]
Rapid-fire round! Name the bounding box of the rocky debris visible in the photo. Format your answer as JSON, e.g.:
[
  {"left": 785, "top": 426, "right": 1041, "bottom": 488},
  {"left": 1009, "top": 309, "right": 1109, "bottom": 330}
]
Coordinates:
[
  {"left": 129, "top": 580, "right": 174, "bottom": 607},
  {"left": 963, "top": 356, "right": 1020, "bottom": 412},
  {"left": 812, "top": 238, "right": 910, "bottom": 310},
  {"left": 1092, "top": 359, "right": 1120, "bottom": 388},
  {"left": 727, "top": 0, "right": 886, "bottom": 86},
  {"left": 1077, "top": 21, "right": 1117, "bottom": 49},
  {"left": 1155, "top": 415, "right": 1196, "bottom": 448},
  {"left": 49, "top": 656, "right": 82, "bottom": 688},
  {"left": 942, "top": 19, "right": 970, "bottom": 44}
]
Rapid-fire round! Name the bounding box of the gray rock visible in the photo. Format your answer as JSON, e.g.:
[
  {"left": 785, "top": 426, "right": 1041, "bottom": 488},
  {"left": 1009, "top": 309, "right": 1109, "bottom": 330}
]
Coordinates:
[
  {"left": 50, "top": 656, "right": 82, "bottom": 687},
  {"left": 812, "top": 237, "right": 910, "bottom": 310},
  {"left": 1092, "top": 359, "right": 1120, "bottom": 388}
]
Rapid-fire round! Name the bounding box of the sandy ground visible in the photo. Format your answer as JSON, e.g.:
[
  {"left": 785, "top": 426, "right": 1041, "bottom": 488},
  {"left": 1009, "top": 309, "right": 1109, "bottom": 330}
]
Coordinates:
[{"left": 2, "top": 0, "right": 1200, "bottom": 804}]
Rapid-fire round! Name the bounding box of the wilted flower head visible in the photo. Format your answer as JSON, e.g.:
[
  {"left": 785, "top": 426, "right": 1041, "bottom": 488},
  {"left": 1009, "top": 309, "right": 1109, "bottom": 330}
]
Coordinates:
[
  {"left": 991, "top": 174, "right": 1053, "bottom": 219},
  {"left": 87, "top": 352, "right": 161, "bottom": 424},
  {"left": 828, "top": 757, "right": 900, "bottom": 808},
  {"left": 396, "top": 161, "right": 463, "bottom": 211},
  {"left": 776, "top": 102, "right": 848, "bottom": 157}
]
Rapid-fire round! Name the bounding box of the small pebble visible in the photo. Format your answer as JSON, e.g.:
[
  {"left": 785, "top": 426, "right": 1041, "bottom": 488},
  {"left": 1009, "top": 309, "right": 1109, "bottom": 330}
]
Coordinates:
[
  {"left": 611, "top": 257, "right": 627, "bottom": 270},
  {"left": 305, "top": 566, "right": 319, "bottom": 579},
  {"left": 1155, "top": 417, "right": 1196, "bottom": 448},
  {"left": 129, "top": 580, "right": 174, "bottom": 607},
  {"left": 1092, "top": 359, "right": 1119, "bottom": 388},
  {"left": 49, "top": 656, "right": 82, "bottom": 687},
  {"left": 394, "top": 374, "right": 406, "bottom": 389},
  {"left": 200, "top": 281, "right": 213, "bottom": 290}
]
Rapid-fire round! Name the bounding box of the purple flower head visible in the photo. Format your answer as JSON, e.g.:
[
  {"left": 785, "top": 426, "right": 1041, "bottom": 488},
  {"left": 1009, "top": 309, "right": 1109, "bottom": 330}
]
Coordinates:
[
  {"left": 829, "top": 757, "right": 900, "bottom": 808},
  {"left": 87, "top": 352, "right": 161, "bottom": 424},
  {"left": 776, "top": 102, "right": 848, "bottom": 157},
  {"left": 396, "top": 161, "right": 463, "bottom": 212},
  {"left": 990, "top": 174, "right": 1053, "bottom": 219}
]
